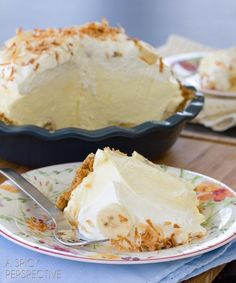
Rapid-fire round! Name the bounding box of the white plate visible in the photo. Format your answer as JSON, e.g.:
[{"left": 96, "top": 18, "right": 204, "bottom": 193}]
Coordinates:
[
  {"left": 164, "top": 52, "right": 236, "bottom": 98},
  {"left": 0, "top": 163, "right": 236, "bottom": 264}
]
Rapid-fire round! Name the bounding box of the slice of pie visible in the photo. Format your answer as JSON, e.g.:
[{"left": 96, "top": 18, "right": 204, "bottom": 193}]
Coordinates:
[
  {"left": 0, "top": 20, "right": 187, "bottom": 130},
  {"left": 56, "top": 148, "right": 206, "bottom": 252}
]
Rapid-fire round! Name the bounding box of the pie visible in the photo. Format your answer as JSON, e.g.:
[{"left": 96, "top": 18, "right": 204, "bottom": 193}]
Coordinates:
[
  {"left": 56, "top": 148, "right": 206, "bottom": 252},
  {"left": 0, "top": 20, "right": 187, "bottom": 130}
]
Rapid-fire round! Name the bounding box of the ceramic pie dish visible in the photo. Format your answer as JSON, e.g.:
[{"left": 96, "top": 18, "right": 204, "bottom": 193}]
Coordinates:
[{"left": 0, "top": 87, "right": 203, "bottom": 167}]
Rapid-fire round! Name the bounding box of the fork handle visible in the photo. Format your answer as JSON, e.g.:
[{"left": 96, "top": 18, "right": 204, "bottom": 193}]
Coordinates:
[{"left": 0, "top": 168, "right": 61, "bottom": 219}]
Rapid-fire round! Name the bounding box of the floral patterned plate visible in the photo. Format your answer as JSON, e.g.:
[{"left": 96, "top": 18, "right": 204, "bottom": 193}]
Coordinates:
[
  {"left": 0, "top": 163, "right": 236, "bottom": 264},
  {"left": 164, "top": 52, "right": 236, "bottom": 98}
]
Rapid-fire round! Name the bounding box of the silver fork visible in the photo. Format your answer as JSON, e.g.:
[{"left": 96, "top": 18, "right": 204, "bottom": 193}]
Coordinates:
[{"left": 0, "top": 168, "right": 108, "bottom": 247}]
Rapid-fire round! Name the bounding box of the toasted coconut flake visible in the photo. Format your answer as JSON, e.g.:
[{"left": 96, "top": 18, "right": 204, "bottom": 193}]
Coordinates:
[
  {"left": 7, "top": 66, "right": 15, "bottom": 81},
  {"left": 67, "top": 43, "right": 74, "bottom": 56},
  {"left": 129, "top": 37, "right": 158, "bottom": 65},
  {"left": 0, "top": 112, "right": 14, "bottom": 124},
  {"left": 113, "top": 51, "right": 123, "bottom": 57},
  {"left": 121, "top": 236, "right": 134, "bottom": 248},
  {"left": 134, "top": 227, "right": 139, "bottom": 240},
  {"left": 28, "top": 58, "right": 36, "bottom": 64},
  {"left": 52, "top": 40, "right": 60, "bottom": 46},
  {"left": 34, "top": 63, "right": 40, "bottom": 71},
  {"left": 8, "top": 42, "right": 17, "bottom": 50},
  {"left": 118, "top": 214, "right": 128, "bottom": 223},
  {"left": 42, "top": 121, "right": 55, "bottom": 131},
  {"left": 173, "top": 223, "right": 180, "bottom": 228},
  {"left": 170, "top": 233, "right": 177, "bottom": 246},
  {"left": 79, "top": 20, "right": 121, "bottom": 40},
  {"left": 159, "top": 57, "right": 164, "bottom": 72},
  {"left": 55, "top": 51, "right": 60, "bottom": 63},
  {"left": 146, "top": 219, "right": 157, "bottom": 231},
  {"left": 111, "top": 236, "right": 135, "bottom": 252}
]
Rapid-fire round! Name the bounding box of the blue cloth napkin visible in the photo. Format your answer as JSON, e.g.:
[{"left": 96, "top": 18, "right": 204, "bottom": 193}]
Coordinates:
[{"left": 0, "top": 236, "right": 235, "bottom": 283}]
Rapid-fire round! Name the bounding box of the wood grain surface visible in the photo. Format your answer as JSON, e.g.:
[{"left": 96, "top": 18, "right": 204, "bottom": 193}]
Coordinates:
[
  {"left": 158, "top": 136, "right": 236, "bottom": 190},
  {"left": 0, "top": 136, "right": 235, "bottom": 283}
]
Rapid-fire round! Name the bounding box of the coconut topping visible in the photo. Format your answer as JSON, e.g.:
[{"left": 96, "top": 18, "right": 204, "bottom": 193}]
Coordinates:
[{"left": 79, "top": 19, "right": 121, "bottom": 40}]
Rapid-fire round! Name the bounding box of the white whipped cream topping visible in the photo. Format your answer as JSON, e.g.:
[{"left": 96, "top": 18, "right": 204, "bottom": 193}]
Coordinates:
[
  {"left": 64, "top": 148, "right": 206, "bottom": 243},
  {"left": 199, "top": 48, "right": 236, "bottom": 91},
  {"left": 0, "top": 24, "right": 176, "bottom": 95}
]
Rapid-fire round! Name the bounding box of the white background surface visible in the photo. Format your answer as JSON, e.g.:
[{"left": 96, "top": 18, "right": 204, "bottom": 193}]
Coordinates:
[{"left": 0, "top": 0, "right": 235, "bottom": 47}]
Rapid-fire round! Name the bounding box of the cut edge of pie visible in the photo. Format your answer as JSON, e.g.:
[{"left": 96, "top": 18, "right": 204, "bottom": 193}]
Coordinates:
[{"left": 56, "top": 153, "right": 94, "bottom": 211}]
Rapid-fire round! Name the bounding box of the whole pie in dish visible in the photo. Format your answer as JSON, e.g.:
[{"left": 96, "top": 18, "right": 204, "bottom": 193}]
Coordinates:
[
  {"left": 56, "top": 148, "right": 206, "bottom": 252},
  {"left": 0, "top": 19, "right": 189, "bottom": 130}
]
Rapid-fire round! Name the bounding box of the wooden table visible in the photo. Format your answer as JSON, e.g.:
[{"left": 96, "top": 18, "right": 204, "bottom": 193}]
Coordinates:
[
  {"left": 159, "top": 135, "right": 236, "bottom": 189},
  {"left": 0, "top": 135, "right": 235, "bottom": 282}
]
